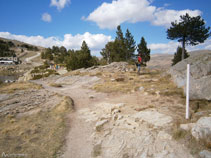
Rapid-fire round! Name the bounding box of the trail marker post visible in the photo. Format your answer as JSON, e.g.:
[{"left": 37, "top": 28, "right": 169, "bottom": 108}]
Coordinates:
[{"left": 186, "top": 64, "right": 190, "bottom": 119}]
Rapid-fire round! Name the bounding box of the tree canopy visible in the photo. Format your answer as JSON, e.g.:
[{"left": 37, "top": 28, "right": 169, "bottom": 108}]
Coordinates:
[
  {"left": 0, "top": 40, "right": 16, "bottom": 57},
  {"left": 125, "top": 29, "right": 136, "bottom": 60},
  {"left": 101, "top": 25, "right": 136, "bottom": 63},
  {"left": 137, "top": 37, "right": 151, "bottom": 66},
  {"left": 41, "top": 41, "right": 98, "bottom": 71},
  {"left": 167, "top": 13, "right": 210, "bottom": 60}
]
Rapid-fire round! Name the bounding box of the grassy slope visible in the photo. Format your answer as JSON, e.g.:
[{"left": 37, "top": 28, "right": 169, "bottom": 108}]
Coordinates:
[{"left": 0, "top": 82, "right": 74, "bottom": 158}]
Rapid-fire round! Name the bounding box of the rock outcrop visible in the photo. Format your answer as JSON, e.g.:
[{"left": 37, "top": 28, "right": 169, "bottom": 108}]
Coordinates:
[
  {"left": 199, "top": 150, "right": 211, "bottom": 158},
  {"left": 169, "top": 51, "right": 211, "bottom": 100},
  {"left": 78, "top": 102, "right": 193, "bottom": 158},
  {"left": 73, "top": 62, "right": 129, "bottom": 74},
  {"left": 191, "top": 117, "right": 211, "bottom": 144}
]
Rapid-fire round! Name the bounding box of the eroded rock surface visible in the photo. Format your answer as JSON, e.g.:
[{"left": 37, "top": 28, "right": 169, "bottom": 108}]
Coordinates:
[
  {"left": 78, "top": 102, "right": 193, "bottom": 158},
  {"left": 169, "top": 52, "right": 211, "bottom": 100},
  {"left": 191, "top": 117, "right": 211, "bottom": 144}
]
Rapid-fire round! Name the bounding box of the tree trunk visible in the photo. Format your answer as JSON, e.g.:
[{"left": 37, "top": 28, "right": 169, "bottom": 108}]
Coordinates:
[{"left": 182, "top": 37, "right": 185, "bottom": 60}]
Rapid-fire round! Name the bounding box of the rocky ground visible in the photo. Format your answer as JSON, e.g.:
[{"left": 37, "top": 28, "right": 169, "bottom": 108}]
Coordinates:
[
  {"left": 33, "top": 62, "right": 210, "bottom": 158},
  {"left": 0, "top": 62, "right": 210, "bottom": 158}
]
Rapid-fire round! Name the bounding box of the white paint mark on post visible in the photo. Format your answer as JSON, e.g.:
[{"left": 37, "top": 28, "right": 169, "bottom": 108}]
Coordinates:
[{"left": 186, "top": 64, "right": 190, "bottom": 119}]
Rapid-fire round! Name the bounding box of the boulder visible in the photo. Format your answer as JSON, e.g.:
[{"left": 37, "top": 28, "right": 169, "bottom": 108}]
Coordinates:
[
  {"left": 132, "top": 109, "right": 173, "bottom": 127},
  {"left": 169, "top": 52, "right": 211, "bottom": 100},
  {"left": 199, "top": 150, "right": 211, "bottom": 158},
  {"left": 191, "top": 117, "right": 211, "bottom": 144}
]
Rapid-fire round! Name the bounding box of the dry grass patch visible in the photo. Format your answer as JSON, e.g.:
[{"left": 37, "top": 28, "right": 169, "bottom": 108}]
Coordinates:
[
  {"left": 92, "top": 69, "right": 183, "bottom": 96},
  {"left": 0, "top": 96, "right": 74, "bottom": 158},
  {"left": 93, "top": 71, "right": 139, "bottom": 93},
  {"left": 172, "top": 123, "right": 205, "bottom": 156},
  {"left": 0, "top": 82, "right": 42, "bottom": 93},
  {"left": 92, "top": 144, "right": 102, "bottom": 157}
]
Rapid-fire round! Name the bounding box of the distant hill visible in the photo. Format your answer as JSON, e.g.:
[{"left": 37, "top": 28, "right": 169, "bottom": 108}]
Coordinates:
[
  {"left": 0, "top": 37, "right": 45, "bottom": 59},
  {"left": 0, "top": 37, "right": 44, "bottom": 50},
  {"left": 147, "top": 53, "right": 173, "bottom": 69},
  {"left": 147, "top": 50, "right": 211, "bottom": 70}
]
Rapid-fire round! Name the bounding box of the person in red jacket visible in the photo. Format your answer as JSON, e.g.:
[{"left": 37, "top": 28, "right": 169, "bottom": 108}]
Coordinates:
[{"left": 137, "top": 54, "right": 142, "bottom": 74}]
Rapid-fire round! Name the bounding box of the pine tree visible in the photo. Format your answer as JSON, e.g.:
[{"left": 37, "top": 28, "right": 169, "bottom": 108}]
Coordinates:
[
  {"left": 65, "top": 41, "right": 94, "bottom": 70},
  {"left": 137, "top": 37, "right": 151, "bottom": 66},
  {"left": 101, "top": 26, "right": 136, "bottom": 63},
  {"left": 115, "top": 25, "right": 126, "bottom": 61},
  {"left": 167, "top": 13, "right": 210, "bottom": 60},
  {"left": 116, "top": 25, "right": 124, "bottom": 41},
  {"left": 78, "top": 41, "right": 93, "bottom": 68},
  {"left": 172, "top": 46, "right": 189, "bottom": 66},
  {"left": 125, "top": 29, "right": 136, "bottom": 61}
]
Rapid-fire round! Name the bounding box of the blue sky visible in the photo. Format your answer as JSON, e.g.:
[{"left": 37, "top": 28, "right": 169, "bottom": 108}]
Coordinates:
[{"left": 0, "top": 0, "right": 211, "bottom": 56}]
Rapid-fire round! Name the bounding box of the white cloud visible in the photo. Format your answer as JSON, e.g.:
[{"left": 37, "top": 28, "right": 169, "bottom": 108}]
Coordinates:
[
  {"left": 149, "top": 41, "right": 179, "bottom": 54},
  {"left": 50, "top": 0, "right": 70, "bottom": 11},
  {"left": 0, "top": 32, "right": 112, "bottom": 56},
  {"left": 149, "top": 38, "right": 211, "bottom": 54},
  {"left": 153, "top": 9, "right": 201, "bottom": 27},
  {"left": 85, "top": 0, "right": 202, "bottom": 29},
  {"left": 86, "top": 0, "right": 156, "bottom": 29},
  {"left": 42, "top": 13, "right": 52, "bottom": 22}
]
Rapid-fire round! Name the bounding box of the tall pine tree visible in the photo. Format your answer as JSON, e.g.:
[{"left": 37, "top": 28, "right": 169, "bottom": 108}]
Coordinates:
[
  {"left": 101, "top": 25, "right": 136, "bottom": 63},
  {"left": 167, "top": 13, "right": 210, "bottom": 60},
  {"left": 115, "top": 25, "right": 126, "bottom": 61},
  {"left": 125, "top": 29, "right": 136, "bottom": 61},
  {"left": 137, "top": 37, "right": 151, "bottom": 66},
  {"left": 78, "top": 41, "right": 93, "bottom": 68}
]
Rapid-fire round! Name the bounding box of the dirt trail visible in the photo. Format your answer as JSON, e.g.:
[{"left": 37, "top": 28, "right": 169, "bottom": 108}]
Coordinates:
[
  {"left": 35, "top": 76, "right": 109, "bottom": 158},
  {"left": 35, "top": 74, "right": 194, "bottom": 158}
]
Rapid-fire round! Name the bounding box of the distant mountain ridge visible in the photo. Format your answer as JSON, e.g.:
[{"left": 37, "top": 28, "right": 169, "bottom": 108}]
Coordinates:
[
  {"left": 0, "top": 37, "right": 44, "bottom": 50},
  {"left": 148, "top": 50, "right": 211, "bottom": 69}
]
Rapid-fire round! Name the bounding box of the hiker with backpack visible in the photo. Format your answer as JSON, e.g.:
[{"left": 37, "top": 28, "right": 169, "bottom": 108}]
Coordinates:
[{"left": 137, "top": 54, "right": 142, "bottom": 74}]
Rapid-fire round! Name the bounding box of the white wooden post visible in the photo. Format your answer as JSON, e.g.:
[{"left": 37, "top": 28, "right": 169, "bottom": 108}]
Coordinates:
[{"left": 186, "top": 64, "right": 190, "bottom": 119}]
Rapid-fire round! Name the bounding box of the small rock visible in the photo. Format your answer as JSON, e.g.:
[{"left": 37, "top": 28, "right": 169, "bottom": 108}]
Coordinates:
[
  {"left": 199, "top": 150, "right": 211, "bottom": 158},
  {"left": 157, "top": 131, "right": 172, "bottom": 140},
  {"left": 89, "top": 95, "right": 95, "bottom": 99},
  {"left": 131, "top": 90, "right": 135, "bottom": 93},
  {"left": 144, "top": 92, "right": 148, "bottom": 96},
  {"left": 155, "top": 91, "right": 160, "bottom": 95},
  {"left": 115, "top": 77, "right": 125, "bottom": 82},
  {"left": 110, "top": 78, "right": 115, "bottom": 82},
  {"left": 180, "top": 123, "right": 195, "bottom": 131},
  {"left": 129, "top": 68, "right": 134, "bottom": 72},
  {"left": 139, "top": 87, "right": 144, "bottom": 91},
  {"left": 112, "top": 109, "right": 121, "bottom": 114},
  {"left": 95, "top": 120, "right": 108, "bottom": 132},
  {"left": 112, "top": 114, "right": 118, "bottom": 121}
]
